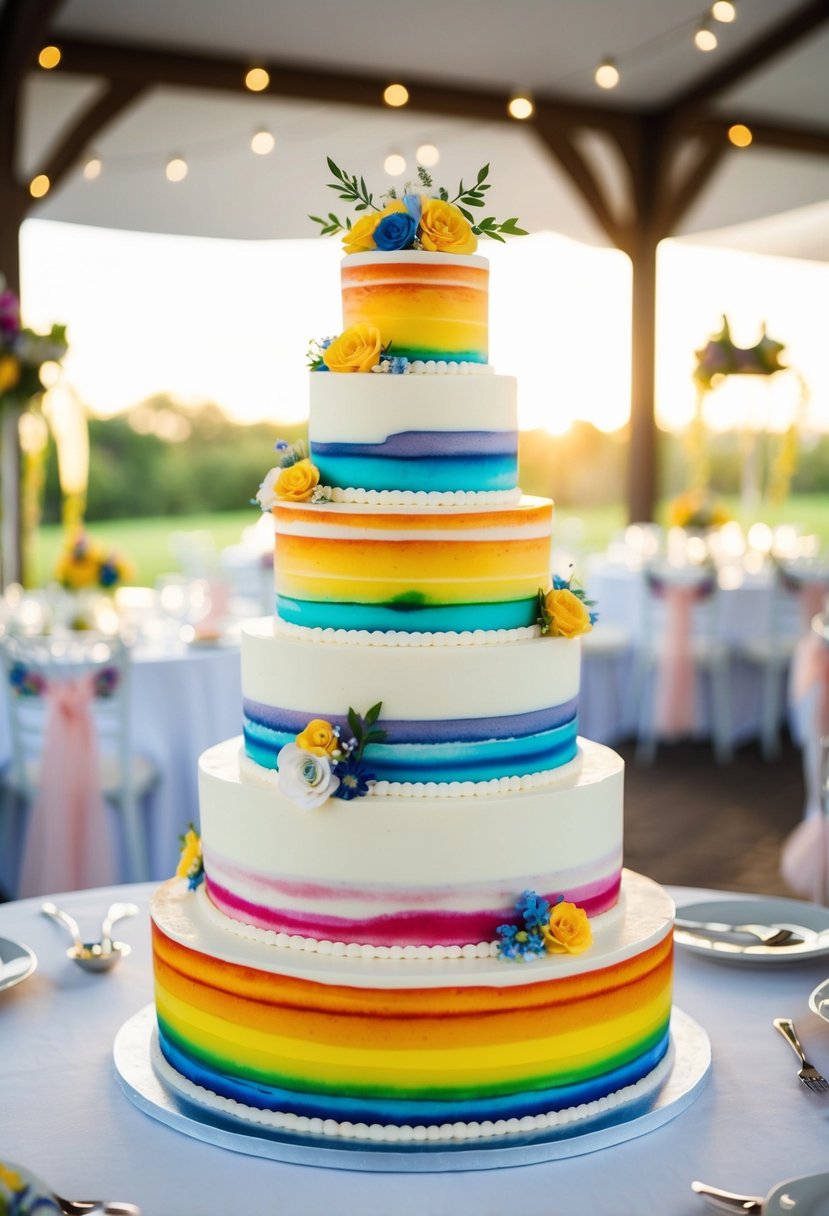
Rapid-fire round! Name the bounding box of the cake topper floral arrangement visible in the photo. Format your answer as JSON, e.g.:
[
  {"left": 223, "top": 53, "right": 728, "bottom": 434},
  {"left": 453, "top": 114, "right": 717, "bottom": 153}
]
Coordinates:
[
  {"left": 497, "top": 890, "right": 592, "bottom": 961},
  {"left": 255, "top": 439, "right": 328, "bottom": 507},
  {"left": 537, "top": 574, "right": 597, "bottom": 639},
  {"left": 277, "top": 703, "right": 385, "bottom": 810},
  {"left": 311, "top": 158, "right": 527, "bottom": 252}
]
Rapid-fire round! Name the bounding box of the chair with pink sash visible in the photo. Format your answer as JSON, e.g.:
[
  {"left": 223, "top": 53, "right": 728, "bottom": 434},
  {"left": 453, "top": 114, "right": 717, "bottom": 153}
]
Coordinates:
[
  {"left": 631, "top": 562, "right": 731, "bottom": 764},
  {"left": 738, "top": 562, "right": 829, "bottom": 761},
  {"left": 0, "top": 632, "right": 159, "bottom": 897}
]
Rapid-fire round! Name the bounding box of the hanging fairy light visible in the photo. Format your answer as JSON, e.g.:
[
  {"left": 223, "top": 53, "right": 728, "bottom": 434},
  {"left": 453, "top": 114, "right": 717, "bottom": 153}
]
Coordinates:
[
  {"left": 384, "top": 153, "right": 407, "bottom": 177},
  {"left": 250, "top": 129, "right": 275, "bottom": 155},
  {"left": 38, "top": 45, "right": 61, "bottom": 69},
  {"left": 711, "top": 1, "right": 737, "bottom": 22},
  {"left": 694, "top": 23, "right": 718, "bottom": 51},
  {"left": 29, "top": 174, "right": 50, "bottom": 198},
  {"left": 383, "top": 83, "right": 409, "bottom": 107},
  {"left": 83, "top": 155, "right": 102, "bottom": 180},
  {"left": 508, "top": 94, "right": 534, "bottom": 119},
  {"left": 165, "top": 155, "right": 188, "bottom": 182},
  {"left": 728, "top": 123, "right": 752, "bottom": 148},
  {"left": 594, "top": 59, "right": 620, "bottom": 89},
  {"left": 416, "top": 143, "right": 440, "bottom": 167},
  {"left": 245, "top": 67, "right": 270, "bottom": 92}
]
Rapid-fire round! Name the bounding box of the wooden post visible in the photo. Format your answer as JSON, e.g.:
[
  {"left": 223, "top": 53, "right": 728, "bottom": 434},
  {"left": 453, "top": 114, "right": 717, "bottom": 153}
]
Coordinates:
[
  {"left": 0, "top": 180, "right": 25, "bottom": 588},
  {"left": 628, "top": 233, "right": 659, "bottom": 523}
]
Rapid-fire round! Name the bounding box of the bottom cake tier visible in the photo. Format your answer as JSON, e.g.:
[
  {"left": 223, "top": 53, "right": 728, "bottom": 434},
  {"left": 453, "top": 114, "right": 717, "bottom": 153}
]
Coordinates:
[{"left": 150, "top": 871, "right": 674, "bottom": 1142}]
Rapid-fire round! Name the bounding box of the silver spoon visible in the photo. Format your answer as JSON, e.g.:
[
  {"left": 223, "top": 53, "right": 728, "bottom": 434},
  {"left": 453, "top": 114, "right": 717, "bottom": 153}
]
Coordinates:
[
  {"left": 41, "top": 901, "right": 132, "bottom": 972},
  {"left": 100, "top": 902, "right": 139, "bottom": 953},
  {"left": 0, "top": 1159, "right": 141, "bottom": 1215},
  {"left": 692, "top": 1180, "right": 763, "bottom": 1213}
]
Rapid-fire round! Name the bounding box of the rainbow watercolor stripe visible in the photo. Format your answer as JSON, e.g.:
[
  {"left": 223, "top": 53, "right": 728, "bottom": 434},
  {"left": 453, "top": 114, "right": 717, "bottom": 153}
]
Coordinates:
[
  {"left": 273, "top": 499, "right": 552, "bottom": 633},
  {"left": 203, "top": 856, "right": 623, "bottom": 946},
  {"left": 152, "top": 922, "right": 673, "bottom": 1125},
  {"left": 242, "top": 697, "right": 579, "bottom": 783},
  {"left": 310, "top": 429, "right": 517, "bottom": 494},
  {"left": 342, "top": 255, "right": 488, "bottom": 363}
]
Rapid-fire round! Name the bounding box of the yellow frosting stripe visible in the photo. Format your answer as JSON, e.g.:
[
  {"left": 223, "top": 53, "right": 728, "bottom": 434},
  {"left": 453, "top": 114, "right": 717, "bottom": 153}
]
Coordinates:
[{"left": 275, "top": 504, "right": 551, "bottom": 533}]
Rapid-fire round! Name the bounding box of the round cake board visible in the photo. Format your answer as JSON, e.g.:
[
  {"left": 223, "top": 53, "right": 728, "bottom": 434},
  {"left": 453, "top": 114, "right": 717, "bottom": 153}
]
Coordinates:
[{"left": 114, "top": 1005, "right": 710, "bottom": 1173}]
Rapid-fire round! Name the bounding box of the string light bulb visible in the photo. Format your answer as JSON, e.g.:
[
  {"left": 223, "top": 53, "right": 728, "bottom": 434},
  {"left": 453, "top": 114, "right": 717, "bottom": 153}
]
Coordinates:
[
  {"left": 83, "top": 155, "right": 102, "bottom": 180},
  {"left": 250, "top": 129, "right": 275, "bottom": 155},
  {"left": 711, "top": 1, "right": 737, "bottom": 22},
  {"left": 383, "top": 83, "right": 409, "bottom": 107},
  {"left": 29, "top": 174, "right": 50, "bottom": 198},
  {"left": 165, "top": 155, "right": 188, "bottom": 182},
  {"left": 416, "top": 143, "right": 440, "bottom": 167},
  {"left": 594, "top": 59, "right": 620, "bottom": 89},
  {"left": 728, "top": 123, "right": 752, "bottom": 148},
  {"left": 384, "top": 153, "right": 407, "bottom": 177},
  {"left": 694, "top": 24, "right": 718, "bottom": 51},
  {"left": 508, "top": 95, "right": 534, "bottom": 120},
  {"left": 245, "top": 67, "right": 269, "bottom": 92},
  {"left": 38, "top": 45, "right": 61, "bottom": 69}
]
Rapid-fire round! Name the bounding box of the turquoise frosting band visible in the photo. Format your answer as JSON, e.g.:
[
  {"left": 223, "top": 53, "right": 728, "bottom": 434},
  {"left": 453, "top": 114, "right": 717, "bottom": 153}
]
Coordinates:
[
  {"left": 276, "top": 596, "right": 538, "bottom": 632},
  {"left": 312, "top": 454, "right": 516, "bottom": 494}
]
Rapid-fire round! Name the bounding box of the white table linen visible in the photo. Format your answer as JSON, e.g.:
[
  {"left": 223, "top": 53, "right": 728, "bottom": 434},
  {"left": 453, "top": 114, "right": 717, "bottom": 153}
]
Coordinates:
[{"left": 2, "top": 882, "right": 829, "bottom": 1216}]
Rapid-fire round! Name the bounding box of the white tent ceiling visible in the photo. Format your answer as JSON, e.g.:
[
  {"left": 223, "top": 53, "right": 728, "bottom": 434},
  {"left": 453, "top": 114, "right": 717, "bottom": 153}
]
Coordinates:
[{"left": 14, "top": 0, "right": 829, "bottom": 257}]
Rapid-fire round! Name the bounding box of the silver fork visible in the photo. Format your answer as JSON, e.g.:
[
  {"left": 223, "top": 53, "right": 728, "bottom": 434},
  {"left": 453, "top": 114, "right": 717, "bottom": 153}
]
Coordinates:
[{"left": 773, "top": 1017, "right": 829, "bottom": 1092}]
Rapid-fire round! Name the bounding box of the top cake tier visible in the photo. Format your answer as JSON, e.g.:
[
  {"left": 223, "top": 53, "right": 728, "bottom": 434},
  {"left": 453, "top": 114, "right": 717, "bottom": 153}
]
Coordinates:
[{"left": 341, "top": 251, "right": 489, "bottom": 364}]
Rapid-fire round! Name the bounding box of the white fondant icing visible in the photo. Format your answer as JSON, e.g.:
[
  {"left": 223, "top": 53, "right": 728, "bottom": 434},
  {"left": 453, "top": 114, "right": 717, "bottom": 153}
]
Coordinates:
[
  {"left": 241, "top": 616, "right": 579, "bottom": 722},
  {"left": 309, "top": 371, "right": 516, "bottom": 445},
  {"left": 200, "top": 737, "right": 622, "bottom": 906}
]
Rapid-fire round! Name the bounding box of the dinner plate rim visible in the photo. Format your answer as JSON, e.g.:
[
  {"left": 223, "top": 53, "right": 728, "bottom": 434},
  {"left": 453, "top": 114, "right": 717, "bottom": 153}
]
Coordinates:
[
  {"left": 766, "top": 1170, "right": 829, "bottom": 1215},
  {"left": 0, "top": 935, "right": 37, "bottom": 993},
  {"left": 674, "top": 897, "right": 829, "bottom": 966}
]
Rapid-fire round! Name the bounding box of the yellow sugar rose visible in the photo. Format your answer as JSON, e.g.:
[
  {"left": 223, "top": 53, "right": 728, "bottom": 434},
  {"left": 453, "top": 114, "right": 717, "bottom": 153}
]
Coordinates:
[
  {"left": 541, "top": 902, "right": 592, "bottom": 955},
  {"left": 342, "top": 213, "right": 380, "bottom": 254},
  {"left": 543, "top": 587, "right": 592, "bottom": 639},
  {"left": 323, "top": 323, "right": 383, "bottom": 373},
  {"left": 275, "top": 458, "right": 320, "bottom": 501},
  {"left": 176, "top": 828, "right": 202, "bottom": 879},
  {"left": 0, "top": 1162, "right": 24, "bottom": 1191},
  {"left": 296, "top": 718, "right": 340, "bottom": 757},
  {"left": 419, "top": 197, "right": 477, "bottom": 255},
  {"left": 0, "top": 354, "right": 21, "bottom": 394}
]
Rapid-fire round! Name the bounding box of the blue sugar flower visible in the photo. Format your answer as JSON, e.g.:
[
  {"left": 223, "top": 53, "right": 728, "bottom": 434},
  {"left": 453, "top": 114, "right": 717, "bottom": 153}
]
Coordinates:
[
  {"left": 497, "top": 922, "right": 546, "bottom": 961},
  {"left": 515, "top": 890, "right": 551, "bottom": 930},
  {"left": 552, "top": 574, "right": 570, "bottom": 591},
  {"left": 403, "top": 193, "right": 422, "bottom": 226},
  {"left": 373, "top": 210, "right": 417, "bottom": 252},
  {"left": 385, "top": 356, "right": 410, "bottom": 375},
  {"left": 332, "top": 756, "right": 374, "bottom": 800}
]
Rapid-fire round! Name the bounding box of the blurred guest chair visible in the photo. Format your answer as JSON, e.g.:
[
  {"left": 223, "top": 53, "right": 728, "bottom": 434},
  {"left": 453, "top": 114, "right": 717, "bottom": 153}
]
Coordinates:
[
  {"left": 0, "top": 632, "right": 159, "bottom": 896},
  {"left": 630, "top": 563, "right": 731, "bottom": 764}
]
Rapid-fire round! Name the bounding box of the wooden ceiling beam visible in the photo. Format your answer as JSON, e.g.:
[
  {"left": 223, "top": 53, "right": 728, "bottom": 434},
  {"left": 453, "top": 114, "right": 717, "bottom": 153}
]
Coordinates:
[
  {"left": 665, "top": 0, "right": 829, "bottom": 126},
  {"left": 37, "top": 79, "right": 147, "bottom": 195}
]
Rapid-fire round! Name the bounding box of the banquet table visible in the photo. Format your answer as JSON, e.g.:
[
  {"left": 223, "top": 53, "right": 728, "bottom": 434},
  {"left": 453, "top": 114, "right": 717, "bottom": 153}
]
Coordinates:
[
  {"left": 0, "top": 639, "right": 242, "bottom": 882},
  {"left": 3, "top": 882, "right": 829, "bottom": 1216}
]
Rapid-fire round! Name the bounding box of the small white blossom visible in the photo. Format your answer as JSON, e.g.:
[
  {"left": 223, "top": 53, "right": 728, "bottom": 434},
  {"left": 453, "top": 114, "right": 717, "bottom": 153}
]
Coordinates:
[{"left": 255, "top": 467, "right": 281, "bottom": 511}]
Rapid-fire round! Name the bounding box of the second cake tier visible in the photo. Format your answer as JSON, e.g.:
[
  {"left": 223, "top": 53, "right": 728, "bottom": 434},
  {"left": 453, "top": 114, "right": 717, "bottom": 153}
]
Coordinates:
[{"left": 242, "top": 617, "right": 579, "bottom": 784}]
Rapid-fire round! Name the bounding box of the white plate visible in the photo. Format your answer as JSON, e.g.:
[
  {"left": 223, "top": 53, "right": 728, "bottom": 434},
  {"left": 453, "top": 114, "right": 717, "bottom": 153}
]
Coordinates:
[
  {"left": 674, "top": 898, "right": 829, "bottom": 965},
  {"left": 0, "top": 936, "right": 37, "bottom": 992},
  {"left": 766, "top": 1173, "right": 829, "bottom": 1215}
]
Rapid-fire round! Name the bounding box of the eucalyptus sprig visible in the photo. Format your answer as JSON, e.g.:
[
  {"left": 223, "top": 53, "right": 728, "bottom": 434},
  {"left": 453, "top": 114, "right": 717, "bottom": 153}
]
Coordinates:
[{"left": 345, "top": 701, "right": 386, "bottom": 761}]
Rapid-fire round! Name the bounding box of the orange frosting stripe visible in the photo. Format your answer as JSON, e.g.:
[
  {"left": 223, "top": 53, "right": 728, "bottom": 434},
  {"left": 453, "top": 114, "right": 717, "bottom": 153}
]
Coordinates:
[{"left": 273, "top": 505, "right": 551, "bottom": 532}]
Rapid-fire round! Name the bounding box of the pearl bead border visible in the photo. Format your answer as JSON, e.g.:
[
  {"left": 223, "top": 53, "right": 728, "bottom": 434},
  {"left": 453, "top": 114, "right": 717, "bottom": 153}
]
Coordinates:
[
  {"left": 324, "top": 486, "right": 522, "bottom": 506},
  {"left": 275, "top": 620, "right": 541, "bottom": 646}
]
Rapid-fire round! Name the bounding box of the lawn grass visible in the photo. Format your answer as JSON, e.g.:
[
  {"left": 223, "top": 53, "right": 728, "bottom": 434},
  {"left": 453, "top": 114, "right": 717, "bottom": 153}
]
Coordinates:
[{"left": 28, "top": 495, "right": 829, "bottom": 589}]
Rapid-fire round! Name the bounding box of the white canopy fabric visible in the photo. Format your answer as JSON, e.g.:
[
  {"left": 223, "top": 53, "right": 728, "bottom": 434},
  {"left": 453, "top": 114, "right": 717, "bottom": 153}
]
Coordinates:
[{"left": 17, "top": 0, "right": 829, "bottom": 257}]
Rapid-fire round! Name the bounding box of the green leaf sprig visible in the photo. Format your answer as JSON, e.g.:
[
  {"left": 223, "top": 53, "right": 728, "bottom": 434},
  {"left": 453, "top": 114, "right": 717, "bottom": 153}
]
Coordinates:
[
  {"left": 344, "top": 701, "right": 386, "bottom": 761},
  {"left": 309, "top": 159, "right": 527, "bottom": 242}
]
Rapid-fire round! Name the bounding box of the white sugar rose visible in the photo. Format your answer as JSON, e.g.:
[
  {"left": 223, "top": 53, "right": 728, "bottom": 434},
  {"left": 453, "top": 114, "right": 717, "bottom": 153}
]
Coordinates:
[
  {"left": 277, "top": 742, "right": 340, "bottom": 809},
  {"left": 255, "top": 467, "right": 281, "bottom": 512}
]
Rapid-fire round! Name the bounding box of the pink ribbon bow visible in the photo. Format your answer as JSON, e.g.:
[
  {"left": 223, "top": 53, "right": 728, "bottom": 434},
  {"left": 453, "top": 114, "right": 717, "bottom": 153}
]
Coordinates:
[{"left": 18, "top": 674, "right": 116, "bottom": 898}]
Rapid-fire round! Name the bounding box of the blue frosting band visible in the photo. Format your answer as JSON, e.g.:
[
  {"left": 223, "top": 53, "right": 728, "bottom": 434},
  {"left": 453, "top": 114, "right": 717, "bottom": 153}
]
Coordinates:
[
  {"left": 276, "top": 596, "right": 538, "bottom": 632},
  {"left": 157, "top": 1023, "right": 670, "bottom": 1125},
  {"left": 242, "top": 700, "right": 578, "bottom": 783}
]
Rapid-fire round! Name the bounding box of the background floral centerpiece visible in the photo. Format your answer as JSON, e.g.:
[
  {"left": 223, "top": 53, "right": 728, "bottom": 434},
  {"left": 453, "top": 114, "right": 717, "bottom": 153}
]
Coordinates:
[
  {"left": 54, "top": 532, "right": 132, "bottom": 592},
  {"left": 0, "top": 281, "right": 67, "bottom": 412},
  {"left": 667, "top": 488, "right": 731, "bottom": 532}
]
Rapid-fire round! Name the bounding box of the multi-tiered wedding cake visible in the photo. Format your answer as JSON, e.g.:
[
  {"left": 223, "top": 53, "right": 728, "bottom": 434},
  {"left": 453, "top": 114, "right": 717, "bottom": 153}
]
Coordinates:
[{"left": 149, "top": 164, "right": 674, "bottom": 1148}]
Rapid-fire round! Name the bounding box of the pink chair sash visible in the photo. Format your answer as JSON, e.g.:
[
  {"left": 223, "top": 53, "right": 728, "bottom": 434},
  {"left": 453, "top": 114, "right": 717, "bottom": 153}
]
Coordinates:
[
  {"left": 18, "top": 675, "right": 116, "bottom": 898},
  {"left": 654, "top": 584, "right": 698, "bottom": 736}
]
